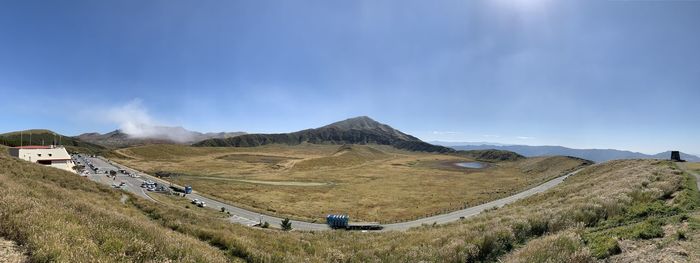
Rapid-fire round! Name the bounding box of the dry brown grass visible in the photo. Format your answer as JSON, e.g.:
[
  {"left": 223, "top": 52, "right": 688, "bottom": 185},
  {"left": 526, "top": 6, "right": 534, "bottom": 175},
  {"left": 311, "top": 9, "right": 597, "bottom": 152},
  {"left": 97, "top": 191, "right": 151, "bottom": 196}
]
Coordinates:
[
  {"left": 502, "top": 231, "right": 593, "bottom": 263},
  {"left": 686, "top": 162, "right": 700, "bottom": 172},
  {"left": 2, "top": 141, "right": 697, "bottom": 262},
  {"left": 111, "top": 144, "right": 589, "bottom": 222},
  {"left": 122, "top": 159, "right": 696, "bottom": 262},
  {"left": 0, "top": 146, "right": 237, "bottom": 262}
]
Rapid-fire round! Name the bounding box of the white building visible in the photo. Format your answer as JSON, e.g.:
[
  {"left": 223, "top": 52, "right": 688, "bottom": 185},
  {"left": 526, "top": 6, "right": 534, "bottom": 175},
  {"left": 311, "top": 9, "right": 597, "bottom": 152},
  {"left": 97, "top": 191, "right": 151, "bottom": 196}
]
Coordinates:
[{"left": 8, "top": 146, "right": 76, "bottom": 173}]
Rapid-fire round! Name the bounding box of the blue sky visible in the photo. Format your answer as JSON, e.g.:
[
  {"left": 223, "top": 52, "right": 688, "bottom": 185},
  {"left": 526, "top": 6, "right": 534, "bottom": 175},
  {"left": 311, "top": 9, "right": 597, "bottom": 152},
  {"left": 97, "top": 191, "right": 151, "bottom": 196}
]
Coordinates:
[{"left": 1, "top": 0, "right": 699, "bottom": 154}]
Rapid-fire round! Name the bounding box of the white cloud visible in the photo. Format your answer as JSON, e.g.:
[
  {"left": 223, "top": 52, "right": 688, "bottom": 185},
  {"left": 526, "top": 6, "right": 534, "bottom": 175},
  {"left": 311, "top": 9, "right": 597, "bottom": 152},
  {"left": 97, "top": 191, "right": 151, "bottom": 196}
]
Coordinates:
[
  {"left": 482, "top": 134, "right": 501, "bottom": 138},
  {"left": 516, "top": 136, "right": 535, "bottom": 140},
  {"left": 99, "top": 99, "right": 195, "bottom": 143}
]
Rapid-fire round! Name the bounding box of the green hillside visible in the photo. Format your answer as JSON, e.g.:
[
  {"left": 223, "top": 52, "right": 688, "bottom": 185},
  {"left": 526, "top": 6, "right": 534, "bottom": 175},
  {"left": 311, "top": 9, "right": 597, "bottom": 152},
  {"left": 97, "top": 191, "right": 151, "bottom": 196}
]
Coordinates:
[
  {"left": 0, "top": 129, "right": 106, "bottom": 154},
  {"left": 194, "top": 116, "right": 455, "bottom": 153},
  {"left": 454, "top": 149, "right": 526, "bottom": 162}
]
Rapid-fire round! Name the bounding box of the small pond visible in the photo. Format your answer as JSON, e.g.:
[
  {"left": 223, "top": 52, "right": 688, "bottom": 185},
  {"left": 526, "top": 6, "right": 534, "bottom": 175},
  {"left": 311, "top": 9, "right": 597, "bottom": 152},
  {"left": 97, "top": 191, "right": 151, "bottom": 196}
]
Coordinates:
[{"left": 455, "top": 162, "right": 485, "bottom": 169}]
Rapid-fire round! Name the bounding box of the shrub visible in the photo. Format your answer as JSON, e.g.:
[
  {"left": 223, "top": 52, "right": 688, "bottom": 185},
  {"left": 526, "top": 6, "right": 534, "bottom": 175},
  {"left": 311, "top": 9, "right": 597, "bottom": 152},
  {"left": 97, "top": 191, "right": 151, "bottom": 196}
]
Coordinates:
[
  {"left": 511, "top": 221, "right": 531, "bottom": 243},
  {"left": 675, "top": 230, "right": 687, "bottom": 240},
  {"left": 630, "top": 219, "right": 664, "bottom": 239},
  {"left": 584, "top": 234, "right": 621, "bottom": 259},
  {"left": 465, "top": 228, "right": 515, "bottom": 262},
  {"left": 281, "top": 218, "right": 292, "bottom": 231},
  {"left": 527, "top": 217, "right": 550, "bottom": 236},
  {"left": 569, "top": 204, "right": 605, "bottom": 227},
  {"left": 505, "top": 231, "right": 594, "bottom": 263}
]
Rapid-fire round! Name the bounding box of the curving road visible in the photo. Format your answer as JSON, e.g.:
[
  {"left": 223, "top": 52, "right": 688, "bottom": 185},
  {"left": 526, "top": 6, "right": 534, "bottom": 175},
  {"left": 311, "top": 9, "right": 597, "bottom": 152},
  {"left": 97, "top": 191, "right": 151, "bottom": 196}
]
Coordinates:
[
  {"left": 91, "top": 156, "right": 585, "bottom": 232},
  {"left": 382, "top": 169, "right": 583, "bottom": 231}
]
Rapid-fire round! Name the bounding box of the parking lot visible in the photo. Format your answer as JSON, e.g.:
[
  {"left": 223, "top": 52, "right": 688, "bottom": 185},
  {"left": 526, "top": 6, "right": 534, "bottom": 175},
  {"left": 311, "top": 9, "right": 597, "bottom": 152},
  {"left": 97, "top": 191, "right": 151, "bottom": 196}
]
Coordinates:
[
  {"left": 72, "top": 154, "right": 158, "bottom": 201},
  {"left": 71, "top": 154, "right": 315, "bottom": 229}
]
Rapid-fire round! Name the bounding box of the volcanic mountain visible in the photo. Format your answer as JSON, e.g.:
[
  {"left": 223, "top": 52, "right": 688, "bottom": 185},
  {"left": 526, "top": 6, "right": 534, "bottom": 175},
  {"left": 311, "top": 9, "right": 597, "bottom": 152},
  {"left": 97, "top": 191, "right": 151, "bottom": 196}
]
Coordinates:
[
  {"left": 193, "top": 116, "right": 454, "bottom": 153},
  {"left": 77, "top": 127, "right": 246, "bottom": 148}
]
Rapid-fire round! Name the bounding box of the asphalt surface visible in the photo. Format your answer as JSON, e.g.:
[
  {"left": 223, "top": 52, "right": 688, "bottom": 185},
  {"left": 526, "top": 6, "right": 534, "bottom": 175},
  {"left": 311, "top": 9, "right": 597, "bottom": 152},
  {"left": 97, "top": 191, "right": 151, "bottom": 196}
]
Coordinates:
[
  {"left": 81, "top": 155, "right": 585, "bottom": 232},
  {"left": 73, "top": 154, "right": 156, "bottom": 201},
  {"left": 93, "top": 156, "right": 303, "bottom": 229},
  {"left": 382, "top": 169, "right": 583, "bottom": 231}
]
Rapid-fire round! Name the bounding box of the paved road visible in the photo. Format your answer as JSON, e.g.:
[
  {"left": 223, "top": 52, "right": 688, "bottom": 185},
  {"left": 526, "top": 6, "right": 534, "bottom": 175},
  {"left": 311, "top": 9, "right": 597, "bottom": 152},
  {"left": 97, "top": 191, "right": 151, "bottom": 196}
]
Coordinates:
[
  {"left": 95, "top": 156, "right": 306, "bottom": 229},
  {"left": 73, "top": 154, "right": 156, "bottom": 201},
  {"left": 382, "top": 169, "right": 583, "bottom": 231},
  {"left": 86, "top": 155, "right": 585, "bottom": 231}
]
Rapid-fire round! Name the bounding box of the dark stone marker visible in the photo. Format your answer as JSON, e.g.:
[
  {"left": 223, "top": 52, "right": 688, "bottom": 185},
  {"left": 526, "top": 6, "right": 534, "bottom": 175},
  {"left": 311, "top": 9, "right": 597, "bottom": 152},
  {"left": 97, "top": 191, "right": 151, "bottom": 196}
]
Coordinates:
[{"left": 671, "top": 151, "right": 684, "bottom": 162}]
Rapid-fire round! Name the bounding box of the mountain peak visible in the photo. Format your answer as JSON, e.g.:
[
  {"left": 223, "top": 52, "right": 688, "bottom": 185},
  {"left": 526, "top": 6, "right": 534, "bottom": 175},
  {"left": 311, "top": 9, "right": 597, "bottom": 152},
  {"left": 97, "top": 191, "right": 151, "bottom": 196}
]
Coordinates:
[
  {"left": 323, "top": 116, "right": 386, "bottom": 130},
  {"left": 194, "top": 116, "right": 454, "bottom": 153}
]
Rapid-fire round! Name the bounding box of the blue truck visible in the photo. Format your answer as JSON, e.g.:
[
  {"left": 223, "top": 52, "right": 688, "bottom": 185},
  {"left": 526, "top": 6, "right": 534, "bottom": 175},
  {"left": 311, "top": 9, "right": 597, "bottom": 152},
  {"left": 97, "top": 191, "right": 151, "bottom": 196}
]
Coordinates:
[
  {"left": 184, "top": 185, "right": 193, "bottom": 194},
  {"left": 326, "top": 214, "right": 382, "bottom": 230}
]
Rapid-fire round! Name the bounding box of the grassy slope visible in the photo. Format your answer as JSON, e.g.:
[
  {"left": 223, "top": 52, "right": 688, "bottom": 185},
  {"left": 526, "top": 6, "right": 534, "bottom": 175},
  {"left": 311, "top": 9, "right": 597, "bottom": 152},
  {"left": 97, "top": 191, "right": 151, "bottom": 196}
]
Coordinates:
[
  {"left": 110, "top": 144, "right": 590, "bottom": 222},
  {"left": 686, "top": 162, "right": 700, "bottom": 172},
  {"left": 1, "top": 143, "right": 698, "bottom": 262},
  {"left": 128, "top": 159, "right": 699, "bottom": 262},
  {"left": 453, "top": 149, "right": 526, "bottom": 162},
  {"left": 0, "top": 146, "right": 236, "bottom": 262},
  {"left": 0, "top": 129, "right": 106, "bottom": 154}
]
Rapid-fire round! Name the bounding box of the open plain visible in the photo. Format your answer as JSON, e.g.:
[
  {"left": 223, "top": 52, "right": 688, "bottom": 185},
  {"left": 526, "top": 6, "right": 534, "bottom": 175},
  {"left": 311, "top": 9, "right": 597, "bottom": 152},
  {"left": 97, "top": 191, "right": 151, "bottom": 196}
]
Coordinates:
[{"left": 110, "top": 144, "right": 590, "bottom": 222}]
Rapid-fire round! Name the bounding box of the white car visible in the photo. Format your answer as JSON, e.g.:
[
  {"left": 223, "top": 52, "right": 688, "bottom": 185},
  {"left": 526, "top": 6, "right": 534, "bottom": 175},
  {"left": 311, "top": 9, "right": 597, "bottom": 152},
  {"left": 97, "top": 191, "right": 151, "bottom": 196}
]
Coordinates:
[
  {"left": 191, "top": 199, "right": 199, "bottom": 204},
  {"left": 197, "top": 201, "right": 206, "bottom": 208}
]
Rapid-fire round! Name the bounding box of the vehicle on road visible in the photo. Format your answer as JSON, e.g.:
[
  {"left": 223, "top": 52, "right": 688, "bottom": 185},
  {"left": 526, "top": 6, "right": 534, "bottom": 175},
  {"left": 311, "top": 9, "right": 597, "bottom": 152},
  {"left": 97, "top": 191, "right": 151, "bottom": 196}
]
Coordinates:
[
  {"left": 141, "top": 181, "right": 156, "bottom": 188},
  {"left": 191, "top": 199, "right": 199, "bottom": 204},
  {"left": 326, "top": 214, "right": 383, "bottom": 231},
  {"left": 196, "top": 201, "right": 206, "bottom": 208}
]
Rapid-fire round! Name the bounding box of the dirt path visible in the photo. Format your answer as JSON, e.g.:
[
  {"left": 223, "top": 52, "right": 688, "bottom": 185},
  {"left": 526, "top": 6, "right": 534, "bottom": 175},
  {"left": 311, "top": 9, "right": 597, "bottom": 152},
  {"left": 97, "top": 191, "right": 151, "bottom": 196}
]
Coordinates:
[
  {"left": 0, "top": 238, "right": 27, "bottom": 263},
  {"left": 678, "top": 163, "right": 700, "bottom": 191}
]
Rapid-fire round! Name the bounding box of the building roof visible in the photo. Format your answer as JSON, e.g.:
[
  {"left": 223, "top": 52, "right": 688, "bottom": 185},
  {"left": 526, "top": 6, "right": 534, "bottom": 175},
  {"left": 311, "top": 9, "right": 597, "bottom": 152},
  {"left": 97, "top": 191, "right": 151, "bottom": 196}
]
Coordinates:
[
  {"left": 11, "top": 145, "right": 53, "bottom": 149},
  {"left": 13, "top": 146, "right": 73, "bottom": 161}
]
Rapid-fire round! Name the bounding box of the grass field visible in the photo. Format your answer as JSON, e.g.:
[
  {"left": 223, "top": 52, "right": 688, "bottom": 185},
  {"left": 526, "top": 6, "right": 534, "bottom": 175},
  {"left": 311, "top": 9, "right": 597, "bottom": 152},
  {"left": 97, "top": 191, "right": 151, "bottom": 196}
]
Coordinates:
[
  {"left": 110, "top": 144, "right": 590, "bottom": 222},
  {"left": 2, "top": 144, "right": 698, "bottom": 262},
  {"left": 686, "top": 162, "right": 700, "bottom": 172}
]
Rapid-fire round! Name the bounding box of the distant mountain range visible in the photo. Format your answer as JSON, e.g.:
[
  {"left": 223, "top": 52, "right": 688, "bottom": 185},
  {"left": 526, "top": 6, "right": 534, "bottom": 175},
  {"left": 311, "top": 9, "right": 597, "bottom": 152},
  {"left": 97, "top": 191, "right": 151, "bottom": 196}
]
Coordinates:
[
  {"left": 432, "top": 142, "right": 700, "bottom": 163},
  {"left": 194, "top": 116, "right": 454, "bottom": 153},
  {"left": 77, "top": 127, "right": 246, "bottom": 148},
  {"left": 2, "top": 117, "right": 453, "bottom": 153},
  {"left": 9, "top": 120, "right": 694, "bottom": 161}
]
